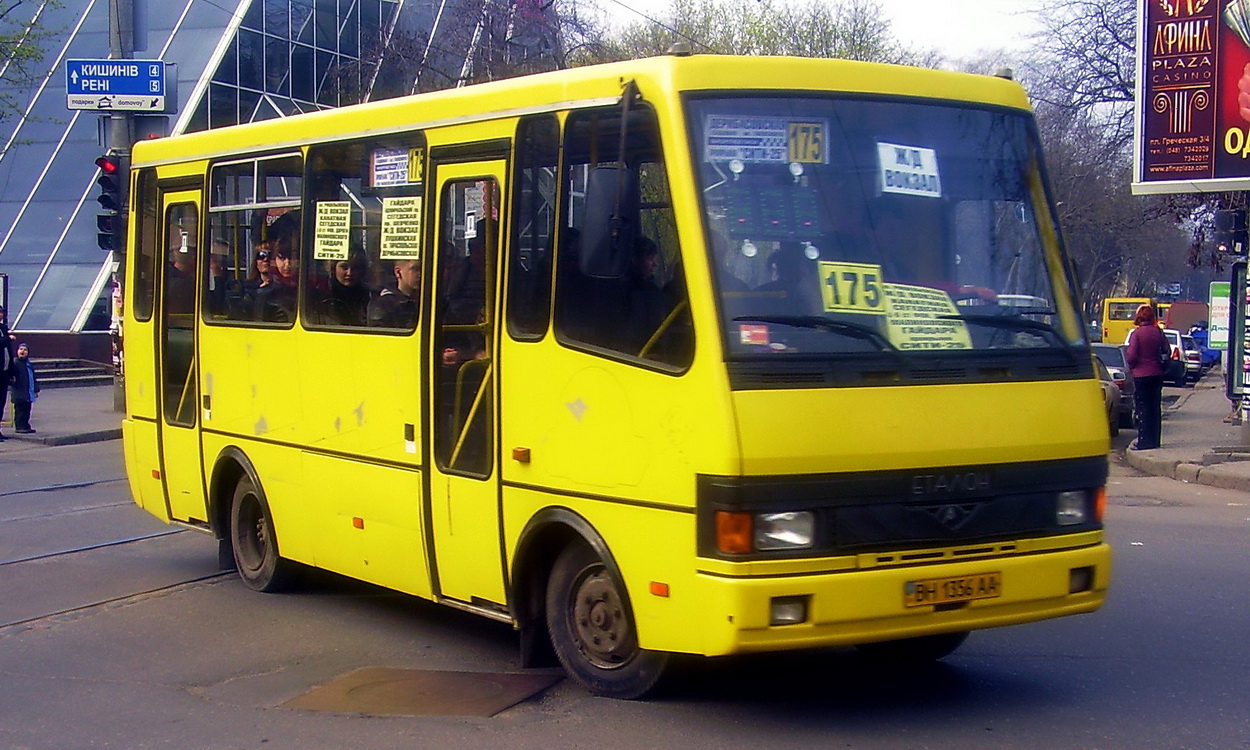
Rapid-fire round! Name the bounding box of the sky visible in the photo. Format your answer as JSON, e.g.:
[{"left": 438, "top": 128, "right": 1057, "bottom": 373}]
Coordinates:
[{"left": 599, "top": 0, "right": 1041, "bottom": 61}]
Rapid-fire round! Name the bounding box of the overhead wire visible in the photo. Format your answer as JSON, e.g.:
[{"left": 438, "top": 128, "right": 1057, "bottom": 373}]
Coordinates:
[{"left": 598, "top": 0, "right": 717, "bottom": 53}]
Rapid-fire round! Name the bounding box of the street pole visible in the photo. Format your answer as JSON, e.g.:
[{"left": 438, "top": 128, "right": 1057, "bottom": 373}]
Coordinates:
[{"left": 108, "top": 0, "right": 134, "bottom": 413}]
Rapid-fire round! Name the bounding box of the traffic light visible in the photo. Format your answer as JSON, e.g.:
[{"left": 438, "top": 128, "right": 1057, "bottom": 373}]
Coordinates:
[
  {"left": 1213, "top": 208, "right": 1247, "bottom": 255},
  {"left": 95, "top": 153, "right": 123, "bottom": 251}
]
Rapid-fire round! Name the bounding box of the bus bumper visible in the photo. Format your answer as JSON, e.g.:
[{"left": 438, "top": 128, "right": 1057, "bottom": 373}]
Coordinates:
[{"left": 691, "top": 542, "right": 1111, "bottom": 655}]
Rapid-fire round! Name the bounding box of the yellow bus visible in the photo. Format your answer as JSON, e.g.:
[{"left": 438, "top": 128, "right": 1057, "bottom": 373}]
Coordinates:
[
  {"left": 121, "top": 53, "right": 1111, "bottom": 698},
  {"left": 1102, "top": 296, "right": 1153, "bottom": 344}
]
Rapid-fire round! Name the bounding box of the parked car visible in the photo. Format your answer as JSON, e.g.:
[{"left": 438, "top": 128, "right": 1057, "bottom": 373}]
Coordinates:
[
  {"left": 1091, "top": 343, "right": 1135, "bottom": 428},
  {"left": 1180, "top": 335, "right": 1203, "bottom": 382},
  {"left": 1094, "top": 358, "right": 1121, "bottom": 436},
  {"left": 1124, "top": 327, "right": 1186, "bottom": 386},
  {"left": 1188, "top": 324, "right": 1221, "bottom": 369}
]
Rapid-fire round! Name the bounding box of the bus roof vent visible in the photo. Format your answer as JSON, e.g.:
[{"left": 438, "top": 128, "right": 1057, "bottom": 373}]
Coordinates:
[{"left": 668, "top": 42, "right": 693, "bottom": 57}]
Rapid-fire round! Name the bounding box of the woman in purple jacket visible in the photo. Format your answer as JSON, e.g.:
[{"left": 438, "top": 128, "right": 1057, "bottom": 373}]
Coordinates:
[{"left": 1125, "top": 304, "right": 1170, "bottom": 450}]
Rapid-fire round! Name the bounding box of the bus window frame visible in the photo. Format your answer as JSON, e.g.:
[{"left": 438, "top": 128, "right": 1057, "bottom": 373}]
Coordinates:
[
  {"left": 300, "top": 132, "right": 430, "bottom": 335},
  {"left": 552, "top": 103, "right": 695, "bottom": 374},
  {"left": 202, "top": 151, "right": 306, "bottom": 329},
  {"left": 506, "top": 113, "right": 560, "bottom": 342},
  {"left": 131, "top": 168, "right": 160, "bottom": 323}
]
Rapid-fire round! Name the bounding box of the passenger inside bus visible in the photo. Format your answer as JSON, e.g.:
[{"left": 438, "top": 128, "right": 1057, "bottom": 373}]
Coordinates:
[
  {"left": 205, "top": 240, "right": 230, "bottom": 318},
  {"left": 368, "top": 259, "right": 421, "bottom": 328},
  {"left": 312, "top": 251, "right": 371, "bottom": 327},
  {"left": 166, "top": 243, "right": 196, "bottom": 315},
  {"left": 624, "top": 235, "right": 690, "bottom": 359},
  {"left": 756, "top": 243, "right": 819, "bottom": 315},
  {"left": 262, "top": 213, "right": 300, "bottom": 322},
  {"left": 249, "top": 245, "right": 294, "bottom": 323}
]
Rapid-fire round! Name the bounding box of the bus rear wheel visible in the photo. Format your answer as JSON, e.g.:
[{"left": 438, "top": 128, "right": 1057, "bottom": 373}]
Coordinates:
[
  {"left": 856, "top": 631, "right": 969, "bottom": 664},
  {"left": 545, "top": 542, "right": 669, "bottom": 699},
  {"left": 229, "top": 476, "right": 296, "bottom": 592}
]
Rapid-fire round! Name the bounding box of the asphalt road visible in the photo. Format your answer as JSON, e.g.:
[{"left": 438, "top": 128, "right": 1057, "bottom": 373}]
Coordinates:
[{"left": 0, "top": 440, "right": 1246, "bottom": 749}]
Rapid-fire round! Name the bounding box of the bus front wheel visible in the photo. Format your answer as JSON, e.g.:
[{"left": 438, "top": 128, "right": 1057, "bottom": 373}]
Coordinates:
[
  {"left": 229, "top": 476, "right": 297, "bottom": 592},
  {"left": 545, "top": 542, "right": 668, "bottom": 699}
]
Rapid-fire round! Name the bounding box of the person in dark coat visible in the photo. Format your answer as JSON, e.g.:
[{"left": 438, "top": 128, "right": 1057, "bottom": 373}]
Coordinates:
[
  {"left": 9, "top": 342, "right": 39, "bottom": 434},
  {"left": 0, "top": 306, "right": 12, "bottom": 440},
  {"left": 1124, "top": 304, "right": 1170, "bottom": 450},
  {"left": 313, "top": 253, "right": 371, "bottom": 326},
  {"left": 367, "top": 259, "right": 421, "bottom": 328}
]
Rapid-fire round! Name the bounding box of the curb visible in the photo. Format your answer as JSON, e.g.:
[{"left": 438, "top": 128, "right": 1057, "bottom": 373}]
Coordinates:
[
  {"left": 4, "top": 428, "right": 121, "bottom": 447},
  {"left": 1122, "top": 444, "right": 1250, "bottom": 492},
  {"left": 1122, "top": 448, "right": 1186, "bottom": 479}
]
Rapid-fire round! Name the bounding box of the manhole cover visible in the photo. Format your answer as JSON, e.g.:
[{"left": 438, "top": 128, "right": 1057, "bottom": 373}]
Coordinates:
[{"left": 283, "top": 667, "right": 562, "bottom": 717}]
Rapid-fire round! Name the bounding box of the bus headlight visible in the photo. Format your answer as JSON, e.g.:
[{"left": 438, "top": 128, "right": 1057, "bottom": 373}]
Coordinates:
[
  {"left": 1056, "top": 491, "right": 1088, "bottom": 526},
  {"left": 754, "top": 511, "right": 815, "bottom": 550}
]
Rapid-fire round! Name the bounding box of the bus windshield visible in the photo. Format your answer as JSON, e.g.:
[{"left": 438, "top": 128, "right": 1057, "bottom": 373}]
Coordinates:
[{"left": 688, "top": 95, "right": 1086, "bottom": 364}]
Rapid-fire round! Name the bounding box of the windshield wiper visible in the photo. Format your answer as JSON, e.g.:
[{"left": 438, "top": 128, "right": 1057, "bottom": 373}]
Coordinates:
[
  {"left": 734, "top": 315, "right": 901, "bottom": 354},
  {"left": 937, "top": 313, "right": 1074, "bottom": 357}
]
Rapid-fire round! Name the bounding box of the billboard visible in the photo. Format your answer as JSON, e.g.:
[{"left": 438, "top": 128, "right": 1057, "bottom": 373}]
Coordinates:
[
  {"left": 1210, "top": 279, "right": 1230, "bottom": 349},
  {"left": 1133, "top": 0, "right": 1250, "bottom": 194}
]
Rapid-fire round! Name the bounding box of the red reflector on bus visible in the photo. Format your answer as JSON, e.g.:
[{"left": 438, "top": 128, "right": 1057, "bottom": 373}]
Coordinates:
[
  {"left": 353, "top": 517, "right": 365, "bottom": 529},
  {"left": 151, "top": 469, "right": 161, "bottom": 479},
  {"left": 650, "top": 581, "right": 670, "bottom": 597}
]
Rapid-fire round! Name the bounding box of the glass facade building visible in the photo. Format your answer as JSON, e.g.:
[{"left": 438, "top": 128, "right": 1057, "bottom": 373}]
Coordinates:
[{"left": 0, "top": 0, "right": 402, "bottom": 331}]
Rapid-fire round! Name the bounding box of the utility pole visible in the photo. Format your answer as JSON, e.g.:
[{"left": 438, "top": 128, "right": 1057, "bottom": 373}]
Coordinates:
[
  {"left": 105, "top": 0, "right": 134, "bottom": 215},
  {"left": 107, "top": 0, "right": 134, "bottom": 412}
]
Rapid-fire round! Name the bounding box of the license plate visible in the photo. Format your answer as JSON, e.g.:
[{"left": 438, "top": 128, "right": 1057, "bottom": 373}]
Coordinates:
[{"left": 905, "top": 572, "right": 1002, "bottom": 608}]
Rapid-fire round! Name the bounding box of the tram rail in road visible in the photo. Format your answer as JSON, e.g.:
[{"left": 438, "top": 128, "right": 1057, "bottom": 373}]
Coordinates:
[{"left": 0, "top": 474, "right": 229, "bottom": 632}]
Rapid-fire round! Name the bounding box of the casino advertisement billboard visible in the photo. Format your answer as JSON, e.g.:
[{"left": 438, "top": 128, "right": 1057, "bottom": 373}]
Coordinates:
[{"left": 1134, "top": 0, "right": 1250, "bottom": 193}]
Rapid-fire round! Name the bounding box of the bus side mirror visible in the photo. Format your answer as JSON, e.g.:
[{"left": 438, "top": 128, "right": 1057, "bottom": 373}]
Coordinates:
[{"left": 580, "top": 165, "right": 638, "bottom": 279}]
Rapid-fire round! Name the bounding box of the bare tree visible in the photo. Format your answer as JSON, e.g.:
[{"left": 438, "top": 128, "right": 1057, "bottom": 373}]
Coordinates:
[
  {"left": 0, "top": 0, "right": 62, "bottom": 142},
  {"left": 1019, "top": 0, "right": 1223, "bottom": 312},
  {"left": 586, "top": 0, "right": 913, "bottom": 64},
  {"left": 1026, "top": 0, "right": 1136, "bottom": 153}
]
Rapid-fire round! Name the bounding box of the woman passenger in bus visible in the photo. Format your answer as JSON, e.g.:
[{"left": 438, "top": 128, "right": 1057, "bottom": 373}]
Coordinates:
[
  {"left": 313, "top": 251, "right": 370, "bottom": 326},
  {"left": 260, "top": 212, "right": 300, "bottom": 322},
  {"left": 247, "top": 242, "right": 291, "bottom": 323}
]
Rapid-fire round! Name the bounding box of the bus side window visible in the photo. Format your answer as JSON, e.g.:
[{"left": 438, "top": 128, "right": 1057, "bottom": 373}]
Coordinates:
[
  {"left": 131, "top": 169, "right": 159, "bottom": 322},
  {"left": 507, "top": 115, "right": 558, "bottom": 340},
  {"left": 205, "top": 155, "right": 303, "bottom": 327},
  {"left": 303, "top": 137, "right": 425, "bottom": 332},
  {"left": 555, "top": 106, "right": 694, "bottom": 368}
]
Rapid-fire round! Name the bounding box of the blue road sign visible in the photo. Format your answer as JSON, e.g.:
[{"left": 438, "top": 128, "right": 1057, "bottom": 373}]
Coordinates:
[{"left": 66, "top": 59, "right": 167, "bottom": 111}]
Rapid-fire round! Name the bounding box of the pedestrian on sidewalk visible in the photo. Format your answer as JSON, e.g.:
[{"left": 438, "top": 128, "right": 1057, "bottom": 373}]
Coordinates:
[
  {"left": 0, "top": 306, "right": 13, "bottom": 441},
  {"left": 1125, "top": 304, "right": 1170, "bottom": 450},
  {"left": 9, "top": 343, "right": 39, "bottom": 434}
]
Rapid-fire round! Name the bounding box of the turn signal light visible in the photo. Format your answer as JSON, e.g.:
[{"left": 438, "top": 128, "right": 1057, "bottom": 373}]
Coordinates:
[{"left": 716, "top": 511, "right": 752, "bottom": 554}]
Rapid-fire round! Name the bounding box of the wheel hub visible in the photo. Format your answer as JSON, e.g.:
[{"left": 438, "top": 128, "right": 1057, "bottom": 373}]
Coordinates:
[{"left": 572, "top": 568, "right": 636, "bottom": 669}]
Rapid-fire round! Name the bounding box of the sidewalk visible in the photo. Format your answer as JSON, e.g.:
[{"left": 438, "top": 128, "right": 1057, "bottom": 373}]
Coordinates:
[
  {"left": 0, "top": 384, "right": 122, "bottom": 448},
  {"left": 1121, "top": 368, "right": 1250, "bottom": 492}
]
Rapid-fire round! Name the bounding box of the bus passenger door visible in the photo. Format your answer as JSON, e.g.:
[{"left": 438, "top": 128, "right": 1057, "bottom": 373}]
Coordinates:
[
  {"left": 155, "top": 189, "right": 206, "bottom": 523},
  {"left": 428, "top": 162, "right": 506, "bottom": 607}
]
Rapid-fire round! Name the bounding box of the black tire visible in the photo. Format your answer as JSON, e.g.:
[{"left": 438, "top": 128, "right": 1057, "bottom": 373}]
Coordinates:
[
  {"left": 229, "top": 475, "right": 297, "bottom": 592},
  {"left": 856, "top": 631, "right": 969, "bottom": 664},
  {"left": 545, "top": 542, "right": 669, "bottom": 699}
]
